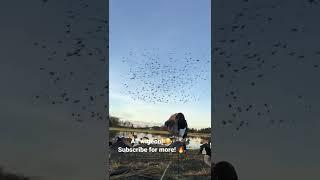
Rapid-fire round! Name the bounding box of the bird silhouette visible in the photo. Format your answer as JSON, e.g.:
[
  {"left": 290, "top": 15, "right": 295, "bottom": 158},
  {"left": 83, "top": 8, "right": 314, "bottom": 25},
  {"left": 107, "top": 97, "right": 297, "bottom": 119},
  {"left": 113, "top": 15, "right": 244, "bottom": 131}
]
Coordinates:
[
  {"left": 32, "top": 0, "right": 107, "bottom": 123},
  {"left": 213, "top": 0, "right": 318, "bottom": 130},
  {"left": 118, "top": 48, "right": 210, "bottom": 104}
]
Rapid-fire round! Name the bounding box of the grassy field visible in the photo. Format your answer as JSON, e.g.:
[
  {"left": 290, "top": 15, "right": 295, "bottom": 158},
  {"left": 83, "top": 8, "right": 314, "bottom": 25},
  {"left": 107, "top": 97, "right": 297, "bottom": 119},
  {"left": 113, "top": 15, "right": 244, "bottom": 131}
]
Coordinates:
[
  {"left": 110, "top": 149, "right": 211, "bottom": 180},
  {"left": 109, "top": 127, "right": 210, "bottom": 138}
]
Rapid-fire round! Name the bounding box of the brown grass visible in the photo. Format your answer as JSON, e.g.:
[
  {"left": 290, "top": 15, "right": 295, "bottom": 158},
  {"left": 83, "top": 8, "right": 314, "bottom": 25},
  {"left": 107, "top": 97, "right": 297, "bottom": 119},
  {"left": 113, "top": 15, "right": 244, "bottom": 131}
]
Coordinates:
[{"left": 109, "top": 149, "right": 211, "bottom": 179}]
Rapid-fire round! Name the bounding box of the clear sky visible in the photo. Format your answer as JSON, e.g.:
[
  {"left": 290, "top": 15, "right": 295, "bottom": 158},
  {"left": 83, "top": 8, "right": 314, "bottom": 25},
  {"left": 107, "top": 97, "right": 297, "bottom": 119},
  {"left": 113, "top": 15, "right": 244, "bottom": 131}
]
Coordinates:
[{"left": 109, "top": 0, "right": 211, "bottom": 129}]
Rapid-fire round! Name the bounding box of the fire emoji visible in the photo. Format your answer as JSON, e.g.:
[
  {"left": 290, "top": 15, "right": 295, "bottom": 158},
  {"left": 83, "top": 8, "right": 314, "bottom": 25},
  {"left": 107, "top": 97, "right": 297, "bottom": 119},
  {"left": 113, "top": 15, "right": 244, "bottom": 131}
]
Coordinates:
[{"left": 178, "top": 146, "right": 184, "bottom": 154}]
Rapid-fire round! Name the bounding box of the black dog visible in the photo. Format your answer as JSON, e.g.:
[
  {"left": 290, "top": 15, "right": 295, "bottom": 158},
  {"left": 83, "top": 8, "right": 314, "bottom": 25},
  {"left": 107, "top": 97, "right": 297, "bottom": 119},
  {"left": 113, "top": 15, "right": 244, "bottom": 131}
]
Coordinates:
[
  {"left": 164, "top": 112, "right": 188, "bottom": 139},
  {"left": 212, "top": 161, "right": 238, "bottom": 180},
  {"left": 200, "top": 143, "right": 238, "bottom": 180}
]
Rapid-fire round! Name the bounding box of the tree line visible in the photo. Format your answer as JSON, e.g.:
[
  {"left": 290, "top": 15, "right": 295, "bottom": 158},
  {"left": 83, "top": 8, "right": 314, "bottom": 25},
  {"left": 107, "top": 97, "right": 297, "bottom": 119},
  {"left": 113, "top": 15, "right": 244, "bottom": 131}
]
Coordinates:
[{"left": 109, "top": 116, "right": 211, "bottom": 133}]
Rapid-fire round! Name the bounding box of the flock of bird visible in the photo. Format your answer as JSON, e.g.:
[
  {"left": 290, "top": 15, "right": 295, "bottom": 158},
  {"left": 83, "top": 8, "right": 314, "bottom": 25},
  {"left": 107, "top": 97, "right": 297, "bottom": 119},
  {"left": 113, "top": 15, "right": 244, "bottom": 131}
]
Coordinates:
[
  {"left": 33, "top": 0, "right": 107, "bottom": 123},
  {"left": 119, "top": 49, "right": 210, "bottom": 104},
  {"left": 33, "top": 0, "right": 319, "bottom": 132},
  {"left": 34, "top": 0, "right": 210, "bottom": 124},
  {"left": 214, "top": 0, "right": 319, "bottom": 131}
]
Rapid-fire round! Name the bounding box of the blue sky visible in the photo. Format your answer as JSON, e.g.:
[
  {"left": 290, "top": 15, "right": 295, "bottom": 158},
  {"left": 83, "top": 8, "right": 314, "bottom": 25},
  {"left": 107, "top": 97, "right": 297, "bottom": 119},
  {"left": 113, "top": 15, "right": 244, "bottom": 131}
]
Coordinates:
[{"left": 109, "top": 0, "right": 211, "bottom": 129}]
